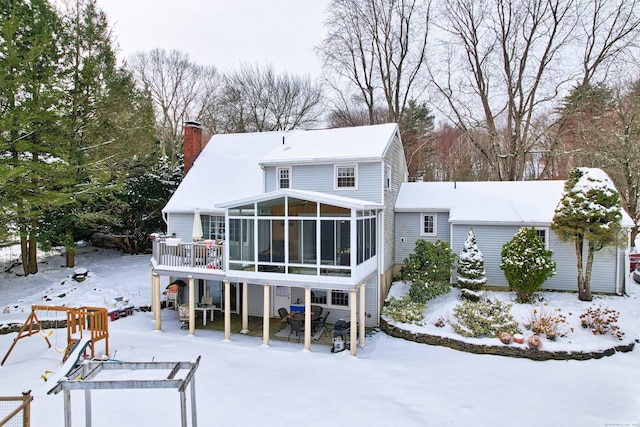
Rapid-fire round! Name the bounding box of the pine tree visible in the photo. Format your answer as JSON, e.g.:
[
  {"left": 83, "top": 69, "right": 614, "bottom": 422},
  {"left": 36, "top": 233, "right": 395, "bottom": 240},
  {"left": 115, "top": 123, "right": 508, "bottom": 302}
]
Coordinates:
[
  {"left": 551, "top": 167, "right": 626, "bottom": 301},
  {"left": 457, "top": 228, "right": 487, "bottom": 291},
  {"left": 500, "top": 227, "right": 556, "bottom": 303},
  {"left": 0, "top": 0, "right": 72, "bottom": 275}
]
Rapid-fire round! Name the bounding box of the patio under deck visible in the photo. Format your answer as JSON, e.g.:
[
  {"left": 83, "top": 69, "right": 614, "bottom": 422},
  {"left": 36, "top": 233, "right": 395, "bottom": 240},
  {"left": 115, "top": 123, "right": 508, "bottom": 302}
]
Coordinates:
[{"left": 179, "top": 311, "right": 335, "bottom": 347}]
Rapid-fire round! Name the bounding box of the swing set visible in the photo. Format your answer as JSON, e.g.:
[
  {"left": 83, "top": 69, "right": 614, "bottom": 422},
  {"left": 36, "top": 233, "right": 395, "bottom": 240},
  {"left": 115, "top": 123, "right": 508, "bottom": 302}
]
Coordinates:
[{"left": 1, "top": 305, "right": 109, "bottom": 366}]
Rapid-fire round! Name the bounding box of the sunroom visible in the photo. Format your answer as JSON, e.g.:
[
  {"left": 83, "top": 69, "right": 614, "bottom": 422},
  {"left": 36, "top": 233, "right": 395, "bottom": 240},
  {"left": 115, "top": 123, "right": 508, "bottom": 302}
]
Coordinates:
[{"left": 221, "top": 189, "right": 381, "bottom": 355}]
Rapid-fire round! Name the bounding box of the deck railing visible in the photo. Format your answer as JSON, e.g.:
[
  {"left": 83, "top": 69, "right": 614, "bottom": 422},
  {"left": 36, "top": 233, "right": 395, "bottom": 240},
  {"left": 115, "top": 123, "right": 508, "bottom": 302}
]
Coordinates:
[{"left": 152, "top": 238, "right": 224, "bottom": 271}]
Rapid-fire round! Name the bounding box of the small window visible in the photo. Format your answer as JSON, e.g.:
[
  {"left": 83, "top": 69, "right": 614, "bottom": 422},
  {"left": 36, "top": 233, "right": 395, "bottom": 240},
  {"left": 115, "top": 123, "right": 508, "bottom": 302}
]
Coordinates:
[
  {"left": 278, "top": 168, "right": 290, "bottom": 189},
  {"left": 331, "top": 290, "right": 349, "bottom": 307},
  {"left": 336, "top": 165, "right": 356, "bottom": 189},
  {"left": 421, "top": 213, "right": 436, "bottom": 236},
  {"left": 536, "top": 228, "right": 549, "bottom": 248},
  {"left": 385, "top": 164, "right": 392, "bottom": 189}
]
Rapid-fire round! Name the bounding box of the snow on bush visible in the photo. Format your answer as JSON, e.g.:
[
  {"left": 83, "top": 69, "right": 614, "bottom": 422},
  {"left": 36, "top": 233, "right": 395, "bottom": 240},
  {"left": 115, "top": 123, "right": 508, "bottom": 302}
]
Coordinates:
[
  {"left": 456, "top": 228, "right": 487, "bottom": 291},
  {"left": 500, "top": 227, "right": 556, "bottom": 303},
  {"left": 451, "top": 298, "right": 521, "bottom": 338}
]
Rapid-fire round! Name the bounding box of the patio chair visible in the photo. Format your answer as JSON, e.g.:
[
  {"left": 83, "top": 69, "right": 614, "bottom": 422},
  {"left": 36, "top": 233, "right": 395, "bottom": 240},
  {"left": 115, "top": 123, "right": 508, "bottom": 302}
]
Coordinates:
[
  {"left": 277, "top": 307, "right": 289, "bottom": 332},
  {"left": 200, "top": 296, "right": 213, "bottom": 306},
  {"left": 312, "top": 311, "right": 330, "bottom": 338},
  {"left": 310, "top": 305, "right": 323, "bottom": 321},
  {"left": 287, "top": 318, "right": 304, "bottom": 343}
]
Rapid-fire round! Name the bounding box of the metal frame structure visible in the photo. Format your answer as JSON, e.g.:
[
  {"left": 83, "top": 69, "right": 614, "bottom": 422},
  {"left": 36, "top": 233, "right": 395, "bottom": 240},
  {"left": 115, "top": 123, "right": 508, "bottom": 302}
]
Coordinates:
[{"left": 48, "top": 357, "right": 201, "bottom": 427}]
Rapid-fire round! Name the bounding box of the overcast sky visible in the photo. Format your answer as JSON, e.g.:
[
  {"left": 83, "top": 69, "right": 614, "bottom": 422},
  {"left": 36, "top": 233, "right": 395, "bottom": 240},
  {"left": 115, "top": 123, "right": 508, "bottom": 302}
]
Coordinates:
[{"left": 96, "top": 0, "right": 330, "bottom": 78}]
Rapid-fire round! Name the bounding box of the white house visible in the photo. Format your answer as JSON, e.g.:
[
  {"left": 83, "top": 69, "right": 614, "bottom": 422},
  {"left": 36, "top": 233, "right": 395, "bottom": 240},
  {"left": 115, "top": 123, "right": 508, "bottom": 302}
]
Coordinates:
[
  {"left": 150, "top": 122, "right": 634, "bottom": 355},
  {"left": 150, "top": 122, "right": 406, "bottom": 355},
  {"left": 395, "top": 180, "right": 634, "bottom": 295}
]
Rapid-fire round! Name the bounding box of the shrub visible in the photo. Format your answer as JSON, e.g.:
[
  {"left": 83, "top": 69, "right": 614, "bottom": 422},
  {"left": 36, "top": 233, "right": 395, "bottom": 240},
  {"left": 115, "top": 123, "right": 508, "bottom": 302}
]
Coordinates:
[
  {"left": 500, "top": 227, "right": 556, "bottom": 303},
  {"left": 456, "top": 228, "right": 487, "bottom": 291},
  {"left": 408, "top": 279, "right": 451, "bottom": 304},
  {"left": 451, "top": 299, "right": 521, "bottom": 338},
  {"left": 523, "top": 305, "right": 570, "bottom": 341},
  {"left": 580, "top": 305, "right": 624, "bottom": 340},
  {"left": 382, "top": 296, "right": 427, "bottom": 324},
  {"left": 400, "top": 239, "right": 457, "bottom": 283}
]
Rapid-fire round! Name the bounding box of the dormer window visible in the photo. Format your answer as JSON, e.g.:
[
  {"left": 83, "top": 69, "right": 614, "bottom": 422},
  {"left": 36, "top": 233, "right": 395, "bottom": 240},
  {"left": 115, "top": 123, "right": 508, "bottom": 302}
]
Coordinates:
[
  {"left": 335, "top": 165, "right": 357, "bottom": 189},
  {"left": 278, "top": 167, "right": 291, "bottom": 189}
]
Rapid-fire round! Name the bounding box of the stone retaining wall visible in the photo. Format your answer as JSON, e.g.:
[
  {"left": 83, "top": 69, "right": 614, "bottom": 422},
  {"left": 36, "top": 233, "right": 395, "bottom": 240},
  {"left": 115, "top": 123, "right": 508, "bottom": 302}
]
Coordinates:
[{"left": 380, "top": 317, "right": 636, "bottom": 361}]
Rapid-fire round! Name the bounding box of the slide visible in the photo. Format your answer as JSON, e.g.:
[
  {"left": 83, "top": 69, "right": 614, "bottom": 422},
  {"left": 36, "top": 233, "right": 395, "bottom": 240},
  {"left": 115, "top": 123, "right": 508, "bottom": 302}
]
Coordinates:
[{"left": 43, "top": 337, "right": 92, "bottom": 386}]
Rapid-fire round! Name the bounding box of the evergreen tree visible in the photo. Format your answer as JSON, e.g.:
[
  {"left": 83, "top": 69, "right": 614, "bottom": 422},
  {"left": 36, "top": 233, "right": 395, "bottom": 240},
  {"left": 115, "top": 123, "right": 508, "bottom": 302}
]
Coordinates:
[
  {"left": 551, "top": 167, "right": 626, "bottom": 301},
  {"left": 0, "top": 0, "right": 72, "bottom": 275},
  {"left": 500, "top": 227, "right": 556, "bottom": 303},
  {"left": 456, "top": 228, "right": 487, "bottom": 291},
  {"left": 42, "top": 0, "right": 156, "bottom": 266}
]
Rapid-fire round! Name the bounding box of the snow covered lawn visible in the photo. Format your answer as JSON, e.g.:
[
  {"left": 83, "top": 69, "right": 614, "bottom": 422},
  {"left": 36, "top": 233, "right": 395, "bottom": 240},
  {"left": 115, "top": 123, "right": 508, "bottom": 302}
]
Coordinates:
[{"left": 1, "top": 245, "right": 639, "bottom": 426}]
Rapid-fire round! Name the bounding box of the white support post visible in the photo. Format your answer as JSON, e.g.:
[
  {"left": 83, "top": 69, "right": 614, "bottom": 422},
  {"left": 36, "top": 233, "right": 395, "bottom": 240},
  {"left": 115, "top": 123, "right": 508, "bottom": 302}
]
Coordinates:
[
  {"left": 188, "top": 276, "right": 195, "bottom": 336},
  {"left": 359, "top": 283, "right": 366, "bottom": 348},
  {"left": 84, "top": 389, "right": 92, "bottom": 427},
  {"left": 180, "top": 389, "right": 187, "bottom": 427},
  {"left": 190, "top": 376, "right": 198, "bottom": 427},
  {"left": 153, "top": 273, "right": 161, "bottom": 331},
  {"left": 241, "top": 282, "right": 249, "bottom": 334},
  {"left": 349, "top": 289, "right": 357, "bottom": 356},
  {"left": 304, "top": 287, "right": 311, "bottom": 350},
  {"left": 224, "top": 280, "right": 231, "bottom": 340},
  {"left": 150, "top": 268, "right": 155, "bottom": 318},
  {"left": 64, "top": 390, "right": 71, "bottom": 427},
  {"left": 262, "top": 284, "right": 270, "bottom": 346}
]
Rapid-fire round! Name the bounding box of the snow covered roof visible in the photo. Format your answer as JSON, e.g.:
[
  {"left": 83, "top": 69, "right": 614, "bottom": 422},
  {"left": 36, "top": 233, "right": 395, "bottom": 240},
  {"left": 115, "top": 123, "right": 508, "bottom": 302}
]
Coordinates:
[
  {"left": 163, "top": 124, "right": 399, "bottom": 214},
  {"left": 259, "top": 123, "right": 399, "bottom": 166},
  {"left": 218, "top": 188, "right": 384, "bottom": 211},
  {"left": 396, "top": 180, "right": 635, "bottom": 226},
  {"left": 163, "top": 131, "right": 287, "bottom": 214}
]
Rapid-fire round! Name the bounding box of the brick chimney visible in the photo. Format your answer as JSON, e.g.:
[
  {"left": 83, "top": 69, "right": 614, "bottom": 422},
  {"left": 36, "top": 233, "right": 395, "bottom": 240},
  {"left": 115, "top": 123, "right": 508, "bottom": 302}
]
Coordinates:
[{"left": 183, "top": 121, "right": 203, "bottom": 176}]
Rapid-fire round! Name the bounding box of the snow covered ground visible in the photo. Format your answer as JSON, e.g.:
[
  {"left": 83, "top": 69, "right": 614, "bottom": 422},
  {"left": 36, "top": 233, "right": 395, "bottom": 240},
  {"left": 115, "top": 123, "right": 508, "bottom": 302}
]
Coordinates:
[{"left": 1, "top": 244, "right": 639, "bottom": 427}]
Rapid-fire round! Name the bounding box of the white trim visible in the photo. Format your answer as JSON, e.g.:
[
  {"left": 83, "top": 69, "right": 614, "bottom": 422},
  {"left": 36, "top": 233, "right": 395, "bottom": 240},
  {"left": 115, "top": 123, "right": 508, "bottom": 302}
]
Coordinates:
[
  {"left": 420, "top": 213, "right": 437, "bottom": 236},
  {"left": 277, "top": 167, "right": 291, "bottom": 190},
  {"left": 334, "top": 164, "right": 358, "bottom": 190},
  {"left": 535, "top": 227, "right": 550, "bottom": 249}
]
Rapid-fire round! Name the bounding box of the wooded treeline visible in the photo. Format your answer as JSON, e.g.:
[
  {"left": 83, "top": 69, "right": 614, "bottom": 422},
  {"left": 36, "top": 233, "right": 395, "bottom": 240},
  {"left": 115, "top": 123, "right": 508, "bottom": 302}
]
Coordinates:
[{"left": 1, "top": 0, "right": 639, "bottom": 276}]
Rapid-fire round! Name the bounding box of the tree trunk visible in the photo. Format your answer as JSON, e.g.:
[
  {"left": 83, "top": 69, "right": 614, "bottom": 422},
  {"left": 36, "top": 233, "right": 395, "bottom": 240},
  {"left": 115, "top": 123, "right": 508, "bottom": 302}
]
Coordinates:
[
  {"left": 28, "top": 221, "right": 38, "bottom": 275},
  {"left": 65, "top": 229, "right": 75, "bottom": 268},
  {"left": 20, "top": 231, "right": 29, "bottom": 276},
  {"left": 574, "top": 236, "right": 591, "bottom": 301}
]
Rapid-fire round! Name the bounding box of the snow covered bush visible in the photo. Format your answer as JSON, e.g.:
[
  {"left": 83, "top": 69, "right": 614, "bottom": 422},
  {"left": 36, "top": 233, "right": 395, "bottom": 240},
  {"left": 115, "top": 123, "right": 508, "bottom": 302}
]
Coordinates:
[
  {"left": 500, "top": 227, "right": 556, "bottom": 303},
  {"left": 451, "top": 299, "right": 521, "bottom": 338},
  {"left": 400, "top": 239, "right": 457, "bottom": 283},
  {"left": 408, "top": 279, "right": 451, "bottom": 304},
  {"left": 456, "top": 228, "right": 487, "bottom": 291},
  {"left": 382, "top": 296, "right": 427, "bottom": 324}
]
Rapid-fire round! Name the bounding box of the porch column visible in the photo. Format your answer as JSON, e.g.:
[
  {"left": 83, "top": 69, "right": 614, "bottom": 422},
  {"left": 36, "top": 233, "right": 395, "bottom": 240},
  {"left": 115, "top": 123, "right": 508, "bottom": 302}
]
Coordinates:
[
  {"left": 241, "top": 282, "right": 249, "bottom": 334},
  {"left": 262, "top": 284, "right": 270, "bottom": 346},
  {"left": 153, "top": 273, "right": 161, "bottom": 331},
  {"left": 304, "top": 287, "right": 311, "bottom": 350},
  {"left": 349, "top": 289, "right": 357, "bottom": 356},
  {"left": 359, "top": 283, "right": 366, "bottom": 348},
  {"left": 188, "top": 276, "right": 195, "bottom": 335},
  {"left": 224, "top": 280, "right": 231, "bottom": 340},
  {"left": 150, "top": 268, "right": 155, "bottom": 317}
]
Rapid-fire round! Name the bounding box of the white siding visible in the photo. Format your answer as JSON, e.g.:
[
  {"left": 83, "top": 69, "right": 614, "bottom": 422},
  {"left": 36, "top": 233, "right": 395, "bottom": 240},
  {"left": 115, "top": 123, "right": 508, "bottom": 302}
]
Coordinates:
[
  {"left": 263, "top": 162, "right": 382, "bottom": 203},
  {"left": 166, "top": 213, "right": 196, "bottom": 241},
  {"left": 394, "top": 211, "right": 451, "bottom": 264}
]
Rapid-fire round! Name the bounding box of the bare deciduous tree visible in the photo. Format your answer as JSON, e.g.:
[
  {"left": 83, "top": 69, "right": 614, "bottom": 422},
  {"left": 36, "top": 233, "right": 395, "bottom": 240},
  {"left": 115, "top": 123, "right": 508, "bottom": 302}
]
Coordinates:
[
  {"left": 432, "top": 0, "right": 640, "bottom": 181},
  {"left": 129, "top": 49, "right": 219, "bottom": 164},
  {"left": 319, "top": 0, "right": 432, "bottom": 124},
  {"left": 212, "top": 63, "right": 323, "bottom": 133}
]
